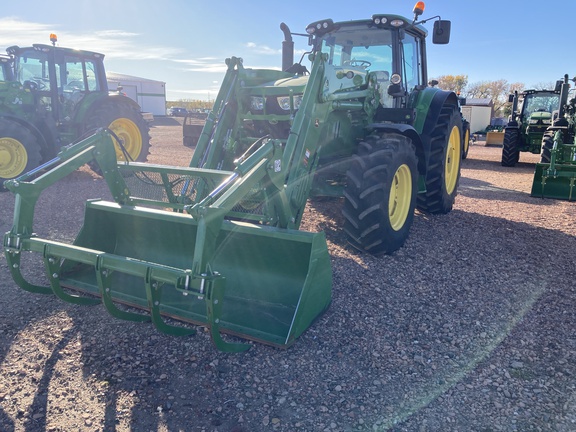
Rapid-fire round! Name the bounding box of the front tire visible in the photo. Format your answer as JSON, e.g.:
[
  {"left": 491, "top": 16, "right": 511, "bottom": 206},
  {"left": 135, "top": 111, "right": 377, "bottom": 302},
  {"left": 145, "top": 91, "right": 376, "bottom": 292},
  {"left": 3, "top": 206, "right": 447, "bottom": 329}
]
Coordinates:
[
  {"left": 417, "top": 105, "right": 462, "bottom": 214},
  {"left": 0, "top": 118, "right": 42, "bottom": 187},
  {"left": 343, "top": 133, "right": 418, "bottom": 255},
  {"left": 540, "top": 130, "right": 556, "bottom": 164},
  {"left": 86, "top": 103, "right": 151, "bottom": 162},
  {"left": 501, "top": 127, "right": 520, "bottom": 167}
]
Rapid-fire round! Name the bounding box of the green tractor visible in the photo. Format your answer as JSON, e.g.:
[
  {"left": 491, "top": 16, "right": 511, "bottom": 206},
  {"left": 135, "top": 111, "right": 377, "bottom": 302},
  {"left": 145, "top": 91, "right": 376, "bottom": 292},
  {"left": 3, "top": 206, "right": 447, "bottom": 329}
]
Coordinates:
[
  {"left": 531, "top": 74, "right": 576, "bottom": 200},
  {"left": 501, "top": 87, "right": 561, "bottom": 166},
  {"left": 0, "top": 35, "right": 150, "bottom": 184},
  {"left": 4, "top": 3, "right": 462, "bottom": 351}
]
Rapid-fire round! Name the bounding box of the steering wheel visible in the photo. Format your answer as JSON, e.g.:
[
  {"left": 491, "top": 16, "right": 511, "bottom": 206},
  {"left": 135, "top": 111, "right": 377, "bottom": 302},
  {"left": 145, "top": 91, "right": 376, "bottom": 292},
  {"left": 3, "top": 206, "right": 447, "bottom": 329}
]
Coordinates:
[
  {"left": 31, "top": 77, "right": 49, "bottom": 90},
  {"left": 65, "top": 80, "right": 84, "bottom": 91},
  {"left": 344, "top": 59, "right": 372, "bottom": 69}
]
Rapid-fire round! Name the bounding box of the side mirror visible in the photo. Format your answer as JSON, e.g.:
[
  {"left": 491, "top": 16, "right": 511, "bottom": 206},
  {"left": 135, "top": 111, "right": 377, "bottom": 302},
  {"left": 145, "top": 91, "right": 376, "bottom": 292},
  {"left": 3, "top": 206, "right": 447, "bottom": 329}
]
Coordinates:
[
  {"left": 432, "top": 20, "right": 451, "bottom": 44},
  {"left": 554, "top": 80, "right": 563, "bottom": 92},
  {"left": 508, "top": 94, "right": 514, "bottom": 103}
]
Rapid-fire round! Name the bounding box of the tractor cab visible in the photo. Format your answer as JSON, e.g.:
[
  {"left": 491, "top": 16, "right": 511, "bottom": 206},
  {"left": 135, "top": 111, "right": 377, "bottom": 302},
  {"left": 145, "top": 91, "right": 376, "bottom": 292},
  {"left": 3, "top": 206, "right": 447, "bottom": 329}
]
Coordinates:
[
  {"left": 7, "top": 41, "right": 109, "bottom": 138},
  {"left": 516, "top": 90, "right": 560, "bottom": 133},
  {"left": 302, "top": 6, "right": 451, "bottom": 116}
]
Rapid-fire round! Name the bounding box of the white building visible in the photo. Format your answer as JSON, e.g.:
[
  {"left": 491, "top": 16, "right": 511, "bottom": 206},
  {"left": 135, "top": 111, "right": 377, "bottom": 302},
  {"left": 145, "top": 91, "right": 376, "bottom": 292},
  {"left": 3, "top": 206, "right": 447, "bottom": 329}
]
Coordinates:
[
  {"left": 107, "top": 72, "right": 166, "bottom": 116},
  {"left": 461, "top": 98, "right": 494, "bottom": 133}
]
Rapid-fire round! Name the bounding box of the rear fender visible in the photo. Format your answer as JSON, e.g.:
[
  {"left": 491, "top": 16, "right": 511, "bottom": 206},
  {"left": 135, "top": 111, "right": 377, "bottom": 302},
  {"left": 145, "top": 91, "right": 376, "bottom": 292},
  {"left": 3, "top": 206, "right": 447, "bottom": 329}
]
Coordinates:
[
  {"left": 367, "top": 122, "right": 425, "bottom": 176},
  {"left": 0, "top": 114, "right": 53, "bottom": 159},
  {"left": 413, "top": 87, "right": 459, "bottom": 165},
  {"left": 73, "top": 93, "right": 141, "bottom": 125}
]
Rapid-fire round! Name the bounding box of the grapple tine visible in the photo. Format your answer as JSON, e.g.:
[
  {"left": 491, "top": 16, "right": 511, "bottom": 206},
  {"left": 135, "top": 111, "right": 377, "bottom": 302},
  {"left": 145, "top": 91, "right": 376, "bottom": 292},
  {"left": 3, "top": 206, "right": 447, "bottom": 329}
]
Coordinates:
[
  {"left": 4, "top": 242, "right": 52, "bottom": 295},
  {"left": 43, "top": 252, "right": 100, "bottom": 306},
  {"left": 205, "top": 274, "right": 251, "bottom": 353},
  {"left": 96, "top": 265, "right": 151, "bottom": 322},
  {"left": 144, "top": 270, "right": 196, "bottom": 337}
]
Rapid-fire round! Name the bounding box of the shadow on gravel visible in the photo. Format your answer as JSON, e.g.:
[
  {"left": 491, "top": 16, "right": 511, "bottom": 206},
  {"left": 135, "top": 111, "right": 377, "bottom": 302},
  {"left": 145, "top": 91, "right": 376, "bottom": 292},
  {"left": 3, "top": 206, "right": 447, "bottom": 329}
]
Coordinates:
[
  {"left": 458, "top": 177, "right": 558, "bottom": 206},
  {"left": 0, "top": 263, "right": 65, "bottom": 432},
  {"left": 462, "top": 155, "right": 536, "bottom": 173},
  {"left": 1, "top": 188, "right": 575, "bottom": 430}
]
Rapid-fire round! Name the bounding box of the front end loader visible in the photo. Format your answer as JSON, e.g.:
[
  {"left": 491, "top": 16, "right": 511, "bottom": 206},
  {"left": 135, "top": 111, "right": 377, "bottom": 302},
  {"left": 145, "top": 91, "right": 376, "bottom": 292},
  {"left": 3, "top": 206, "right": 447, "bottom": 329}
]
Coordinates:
[
  {"left": 531, "top": 74, "right": 576, "bottom": 200},
  {"left": 4, "top": 3, "right": 461, "bottom": 351}
]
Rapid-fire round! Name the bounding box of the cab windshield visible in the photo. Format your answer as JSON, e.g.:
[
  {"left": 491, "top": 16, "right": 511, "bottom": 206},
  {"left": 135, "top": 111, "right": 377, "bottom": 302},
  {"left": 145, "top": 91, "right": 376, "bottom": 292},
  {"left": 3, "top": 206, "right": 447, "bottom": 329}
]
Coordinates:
[
  {"left": 318, "top": 24, "right": 423, "bottom": 91},
  {"left": 15, "top": 48, "right": 101, "bottom": 93},
  {"left": 521, "top": 92, "right": 560, "bottom": 120}
]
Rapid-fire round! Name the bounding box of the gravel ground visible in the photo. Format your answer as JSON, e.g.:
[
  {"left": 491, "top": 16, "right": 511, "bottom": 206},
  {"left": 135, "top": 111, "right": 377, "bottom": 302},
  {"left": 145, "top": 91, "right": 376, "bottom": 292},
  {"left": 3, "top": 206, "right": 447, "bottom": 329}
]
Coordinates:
[{"left": 1, "top": 117, "right": 575, "bottom": 432}]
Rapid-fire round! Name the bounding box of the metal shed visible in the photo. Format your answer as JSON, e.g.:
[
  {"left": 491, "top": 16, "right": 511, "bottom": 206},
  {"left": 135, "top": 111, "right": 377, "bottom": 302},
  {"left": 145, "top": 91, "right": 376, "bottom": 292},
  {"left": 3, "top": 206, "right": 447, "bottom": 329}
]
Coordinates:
[
  {"left": 461, "top": 98, "right": 494, "bottom": 133},
  {"left": 107, "top": 72, "right": 166, "bottom": 116}
]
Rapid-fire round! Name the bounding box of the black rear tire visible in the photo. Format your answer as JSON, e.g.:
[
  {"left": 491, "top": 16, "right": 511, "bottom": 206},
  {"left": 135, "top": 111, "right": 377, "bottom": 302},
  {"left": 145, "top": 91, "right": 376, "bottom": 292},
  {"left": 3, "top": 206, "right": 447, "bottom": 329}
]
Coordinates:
[
  {"left": 343, "top": 132, "right": 418, "bottom": 255},
  {"left": 462, "top": 121, "right": 470, "bottom": 160},
  {"left": 0, "top": 118, "right": 43, "bottom": 188},
  {"left": 501, "top": 128, "right": 520, "bottom": 167},
  {"left": 417, "top": 105, "right": 462, "bottom": 214}
]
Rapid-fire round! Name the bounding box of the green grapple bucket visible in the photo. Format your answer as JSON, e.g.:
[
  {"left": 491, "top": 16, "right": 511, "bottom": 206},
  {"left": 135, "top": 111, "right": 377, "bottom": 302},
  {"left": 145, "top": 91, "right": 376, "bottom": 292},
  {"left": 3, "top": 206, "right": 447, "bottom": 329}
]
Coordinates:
[
  {"left": 59, "top": 201, "right": 332, "bottom": 349},
  {"left": 530, "top": 132, "right": 576, "bottom": 201},
  {"left": 531, "top": 163, "right": 576, "bottom": 200},
  {"left": 3, "top": 131, "right": 332, "bottom": 352}
]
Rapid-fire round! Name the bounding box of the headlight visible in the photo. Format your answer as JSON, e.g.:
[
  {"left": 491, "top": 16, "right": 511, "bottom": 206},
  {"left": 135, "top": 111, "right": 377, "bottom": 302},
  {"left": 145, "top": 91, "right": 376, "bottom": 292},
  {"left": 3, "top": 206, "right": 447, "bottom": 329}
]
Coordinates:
[
  {"left": 277, "top": 95, "right": 302, "bottom": 111},
  {"left": 250, "top": 96, "right": 265, "bottom": 111},
  {"left": 529, "top": 119, "right": 539, "bottom": 124},
  {"left": 542, "top": 119, "right": 552, "bottom": 124}
]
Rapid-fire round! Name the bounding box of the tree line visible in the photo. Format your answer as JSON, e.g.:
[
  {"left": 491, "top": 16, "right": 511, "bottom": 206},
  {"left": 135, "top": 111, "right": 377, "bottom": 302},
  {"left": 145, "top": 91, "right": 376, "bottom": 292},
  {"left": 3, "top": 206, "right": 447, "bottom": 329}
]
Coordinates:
[{"left": 166, "top": 99, "right": 214, "bottom": 112}]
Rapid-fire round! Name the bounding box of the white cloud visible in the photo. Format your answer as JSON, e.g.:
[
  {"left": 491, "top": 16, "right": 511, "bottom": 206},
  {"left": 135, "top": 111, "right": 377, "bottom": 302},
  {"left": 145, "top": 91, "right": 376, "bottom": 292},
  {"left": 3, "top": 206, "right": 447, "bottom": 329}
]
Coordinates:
[
  {"left": 0, "top": 17, "right": 182, "bottom": 61},
  {"left": 172, "top": 57, "right": 228, "bottom": 73},
  {"left": 246, "top": 42, "right": 281, "bottom": 55}
]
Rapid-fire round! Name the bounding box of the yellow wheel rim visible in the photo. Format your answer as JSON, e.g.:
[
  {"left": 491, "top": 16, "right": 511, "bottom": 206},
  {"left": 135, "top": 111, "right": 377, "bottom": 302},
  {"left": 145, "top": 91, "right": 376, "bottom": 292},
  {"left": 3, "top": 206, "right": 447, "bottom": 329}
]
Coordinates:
[
  {"left": 108, "top": 117, "right": 143, "bottom": 161},
  {"left": 389, "top": 163, "right": 412, "bottom": 231},
  {"left": 464, "top": 128, "right": 470, "bottom": 154},
  {"left": 0, "top": 137, "right": 28, "bottom": 178},
  {"left": 445, "top": 125, "right": 461, "bottom": 194}
]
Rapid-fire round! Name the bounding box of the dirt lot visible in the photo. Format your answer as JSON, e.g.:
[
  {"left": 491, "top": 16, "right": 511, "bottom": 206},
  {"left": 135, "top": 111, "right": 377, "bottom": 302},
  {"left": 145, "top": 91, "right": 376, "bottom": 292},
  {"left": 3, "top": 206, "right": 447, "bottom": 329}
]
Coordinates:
[{"left": 0, "top": 117, "right": 575, "bottom": 432}]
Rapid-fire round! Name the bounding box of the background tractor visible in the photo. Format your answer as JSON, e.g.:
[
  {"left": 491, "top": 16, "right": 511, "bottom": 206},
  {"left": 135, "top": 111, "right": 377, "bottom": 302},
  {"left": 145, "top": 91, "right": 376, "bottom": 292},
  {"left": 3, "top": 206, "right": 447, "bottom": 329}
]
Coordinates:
[
  {"left": 4, "top": 3, "right": 462, "bottom": 351},
  {"left": 0, "top": 35, "right": 150, "bottom": 184},
  {"left": 501, "top": 87, "right": 561, "bottom": 166},
  {"left": 531, "top": 74, "right": 576, "bottom": 200}
]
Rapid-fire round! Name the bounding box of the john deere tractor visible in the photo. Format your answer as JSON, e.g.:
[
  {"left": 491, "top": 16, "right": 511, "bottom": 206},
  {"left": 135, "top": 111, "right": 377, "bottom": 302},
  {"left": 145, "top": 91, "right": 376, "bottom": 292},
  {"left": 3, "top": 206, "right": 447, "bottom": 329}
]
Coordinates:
[
  {"left": 0, "top": 35, "right": 150, "bottom": 184},
  {"left": 501, "top": 86, "right": 561, "bottom": 166},
  {"left": 4, "top": 3, "right": 462, "bottom": 351}
]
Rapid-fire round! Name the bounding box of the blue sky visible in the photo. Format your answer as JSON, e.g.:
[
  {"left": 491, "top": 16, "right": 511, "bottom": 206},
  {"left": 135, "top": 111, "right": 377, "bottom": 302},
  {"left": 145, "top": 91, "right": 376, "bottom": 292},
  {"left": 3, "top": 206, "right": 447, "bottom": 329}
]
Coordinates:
[{"left": 1, "top": 1, "right": 575, "bottom": 101}]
